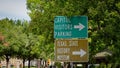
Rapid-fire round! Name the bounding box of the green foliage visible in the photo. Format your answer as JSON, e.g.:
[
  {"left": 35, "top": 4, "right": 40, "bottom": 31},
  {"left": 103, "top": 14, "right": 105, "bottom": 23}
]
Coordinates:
[
  {"left": 0, "top": 0, "right": 120, "bottom": 65},
  {"left": 27, "top": 0, "right": 120, "bottom": 63},
  {"left": 0, "top": 19, "right": 40, "bottom": 62},
  {"left": 0, "top": 18, "right": 18, "bottom": 58}
]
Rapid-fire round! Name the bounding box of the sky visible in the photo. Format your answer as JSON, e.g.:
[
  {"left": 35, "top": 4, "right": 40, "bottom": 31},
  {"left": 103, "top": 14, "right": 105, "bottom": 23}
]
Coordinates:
[{"left": 0, "top": 0, "right": 30, "bottom": 21}]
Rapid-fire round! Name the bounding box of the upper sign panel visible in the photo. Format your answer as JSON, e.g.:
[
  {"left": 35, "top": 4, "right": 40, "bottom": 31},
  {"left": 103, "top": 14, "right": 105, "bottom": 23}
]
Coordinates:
[{"left": 54, "top": 16, "right": 88, "bottom": 38}]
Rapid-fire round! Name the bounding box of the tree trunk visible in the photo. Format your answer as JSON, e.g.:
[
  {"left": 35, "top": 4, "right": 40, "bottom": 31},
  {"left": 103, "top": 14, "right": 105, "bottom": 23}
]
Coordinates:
[
  {"left": 37, "top": 59, "right": 41, "bottom": 68},
  {"left": 23, "top": 59, "right": 25, "bottom": 68},
  {"left": 83, "top": 63, "right": 88, "bottom": 68},
  {"left": 28, "top": 59, "right": 31, "bottom": 68},
  {"left": 6, "top": 55, "right": 10, "bottom": 68}
]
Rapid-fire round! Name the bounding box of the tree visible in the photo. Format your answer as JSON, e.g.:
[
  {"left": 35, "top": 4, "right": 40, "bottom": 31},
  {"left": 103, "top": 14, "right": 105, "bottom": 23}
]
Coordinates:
[
  {"left": 0, "top": 18, "right": 20, "bottom": 68},
  {"left": 13, "top": 21, "right": 41, "bottom": 68},
  {"left": 25, "top": 33, "right": 40, "bottom": 68},
  {"left": 87, "top": 1, "right": 120, "bottom": 64},
  {"left": 26, "top": 0, "right": 120, "bottom": 65}
]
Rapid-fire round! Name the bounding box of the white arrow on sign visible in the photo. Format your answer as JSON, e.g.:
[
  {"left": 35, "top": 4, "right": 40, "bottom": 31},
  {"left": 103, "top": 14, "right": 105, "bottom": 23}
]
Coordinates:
[
  {"left": 72, "top": 49, "right": 86, "bottom": 57},
  {"left": 74, "top": 23, "right": 85, "bottom": 31}
]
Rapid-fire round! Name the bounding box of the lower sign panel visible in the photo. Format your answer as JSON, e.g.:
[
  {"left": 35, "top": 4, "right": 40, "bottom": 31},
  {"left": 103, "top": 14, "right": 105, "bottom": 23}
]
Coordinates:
[{"left": 55, "top": 39, "right": 89, "bottom": 62}]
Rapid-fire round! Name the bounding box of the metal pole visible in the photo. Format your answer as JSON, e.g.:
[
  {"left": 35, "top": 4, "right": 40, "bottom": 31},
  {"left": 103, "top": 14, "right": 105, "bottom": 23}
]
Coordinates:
[{"left": 70, "top": 62, "right": 73, "bottom": 68}]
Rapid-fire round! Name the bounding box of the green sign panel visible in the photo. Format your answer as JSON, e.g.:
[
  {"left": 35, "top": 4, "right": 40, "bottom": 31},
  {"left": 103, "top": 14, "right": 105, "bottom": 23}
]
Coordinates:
[{"left": 54, "top": 16, "right": 88, "bottom": 38}]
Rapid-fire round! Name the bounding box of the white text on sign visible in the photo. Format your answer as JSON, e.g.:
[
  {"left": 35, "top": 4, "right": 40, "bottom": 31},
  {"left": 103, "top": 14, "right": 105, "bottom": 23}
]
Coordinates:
[{"left": 56, "top": 40, "right": 79, "bottom": 46}]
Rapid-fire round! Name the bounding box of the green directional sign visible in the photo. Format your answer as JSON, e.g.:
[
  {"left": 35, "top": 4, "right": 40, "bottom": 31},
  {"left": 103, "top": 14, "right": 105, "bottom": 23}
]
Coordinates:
[{"left": 54, "top": 16, "right": 88, "bottom": 38}]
